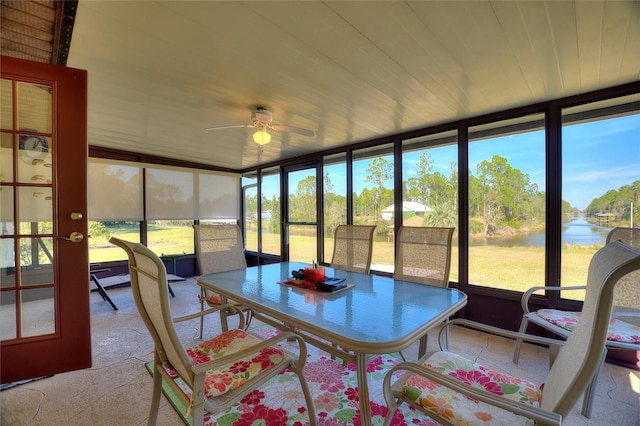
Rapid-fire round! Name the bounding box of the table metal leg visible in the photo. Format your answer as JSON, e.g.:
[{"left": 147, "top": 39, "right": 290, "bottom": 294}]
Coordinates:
[{"left": 356, "top": 352, "right": 371, "bottom": 426}]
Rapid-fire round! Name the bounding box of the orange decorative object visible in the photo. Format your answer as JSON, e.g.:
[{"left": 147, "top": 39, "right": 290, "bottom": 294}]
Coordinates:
[{"left": 304, "top": 266, "right": 325, "bottom": 283}]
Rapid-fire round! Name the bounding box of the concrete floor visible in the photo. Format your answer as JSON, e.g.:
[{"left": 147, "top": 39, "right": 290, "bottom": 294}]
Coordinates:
[{"left": 1, "top": 278, "right": 639, "bottom": 425}]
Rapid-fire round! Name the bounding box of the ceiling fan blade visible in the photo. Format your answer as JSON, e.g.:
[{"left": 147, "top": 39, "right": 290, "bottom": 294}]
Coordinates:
[
  {"left": 204, "top": 124, "right": 254, "bottom": 131},
  {"left": 271, "top": 124, "right": 315, "bottom": 137}
]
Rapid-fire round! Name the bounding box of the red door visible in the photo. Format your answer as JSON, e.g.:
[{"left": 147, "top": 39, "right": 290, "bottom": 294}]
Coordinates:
[{"left": 1, "top": 55, "right": 91, "bottom": 383}]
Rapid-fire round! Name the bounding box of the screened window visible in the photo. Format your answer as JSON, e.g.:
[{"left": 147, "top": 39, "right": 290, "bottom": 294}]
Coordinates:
[
  {"left": 561, "top": 95, "right": 640, "bottom": 300},
  {"left": 402, "top": 130, "right": 459, "bottom": 281},
  {"left": 468, "top": 114, "right": 546, "bottom": 292},
  {"left": 323, "top": 154, "right": 347, "bottom": 263},
  {"left": 353, "top": 144, "right": 394, "bottom": 273},
  {"left": 260, "top": 167, "right": 281, "bottom": 256},
  {"left": 242, "top": 175, "right": 258, "bottom": 252}
]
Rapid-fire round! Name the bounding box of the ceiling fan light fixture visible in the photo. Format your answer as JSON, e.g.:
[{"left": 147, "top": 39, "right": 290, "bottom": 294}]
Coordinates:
[{"left": 253, "top": 129, "right": 271, "bottom": 145}]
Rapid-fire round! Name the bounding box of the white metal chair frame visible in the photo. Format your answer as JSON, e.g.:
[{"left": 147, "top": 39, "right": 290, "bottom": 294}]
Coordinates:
[
  {"left": 383, "top": 241, "right": 640, "bottom": 426},
  {"left": 512, "top": 227, "right": 640, "bottom": 417},
  {"left": 110, "top": 236, "right": 316, "bottom": 426}
]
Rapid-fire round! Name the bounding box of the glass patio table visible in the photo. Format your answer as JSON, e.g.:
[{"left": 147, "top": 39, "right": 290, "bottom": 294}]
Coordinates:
[{"left": 196, "top": 261, "right": 467, "bottom": 425}]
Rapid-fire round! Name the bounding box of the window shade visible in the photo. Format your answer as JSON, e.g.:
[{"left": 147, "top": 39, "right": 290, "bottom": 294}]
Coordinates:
[
  {"left": 88, "top": 159, "right": 143, "bottom": 221},
  {"left": 145, "top": 168, "right": 194, "bottom": 220},
  {"left": 198, "top": 173, "right": 239, "bottom": 220}
]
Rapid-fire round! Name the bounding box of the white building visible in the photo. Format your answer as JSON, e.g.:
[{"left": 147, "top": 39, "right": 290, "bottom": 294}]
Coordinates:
[{"left": 381, "top": 201, "right": 433, "bottom": 220}]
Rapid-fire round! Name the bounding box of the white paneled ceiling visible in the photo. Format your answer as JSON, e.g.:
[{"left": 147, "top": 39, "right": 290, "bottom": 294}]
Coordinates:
[{"left": 66, "top": 1, "right": 640, "bottom": 170}]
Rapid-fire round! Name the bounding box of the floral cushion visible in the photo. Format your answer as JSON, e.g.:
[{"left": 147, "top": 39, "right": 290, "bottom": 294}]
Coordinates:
[
  {"left": 537, "top": 309, "right": 640, "bottom": 343},
  {"left": 163, "top": 329, "right": 286, "bottom": 398},
  {"left": 402, "top": 351, "right": 541, "bottom": 426}
]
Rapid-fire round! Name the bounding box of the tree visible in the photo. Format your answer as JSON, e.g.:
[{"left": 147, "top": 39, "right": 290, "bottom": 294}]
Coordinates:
[
  {"left": 586, "top": 179, "right": 640, "bottom": 224},
  {"left": 365, "top": 157, "right": 393, "bottom": 219},
  {"left": 472, "top": 155, "right": 541, "bottom": 235},
  {"left": 423, "top": 203, "right": 457, "bottom": 228},
  {"left": 268, "top": 194, "right": 280, "bottom": 234},
  {"left": 290, "top": 175, "right": 316, "bottom": 222},
  {"left": 406, "top": 152, "right": 433, "bottom": 206}
]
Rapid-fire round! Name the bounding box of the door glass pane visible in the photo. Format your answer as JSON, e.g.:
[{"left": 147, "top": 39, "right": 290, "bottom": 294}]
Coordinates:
[
  {"left": 353, "top": 144, "right": 394, "bottom": 273},
  {"left": 288, "top": 169, "right": 316, "bottom": 223},
  {"left": 1, "top": 237, "right": 16, "bottom": 288},
  {"left": 1, "top": 132, "right": 14, "bottom": 183},
  {"left": 243, "top": 175, "right": 258, "bottom": 251},
  {"left": 288, "top": 224, "right": 317, "bottom": 263},
  {"left": 17, "top": 82, "right": 52, "bottom": 134},
  {"left": 1, "top": 79, "right": 13, "bottom": 130},
  {"left": 21, "top": 287, "right": 55, "bottom": 337},
  {"left": 402, "top": 131, "right": 459, "bottom": 281},
  {"left": 323, "top": 154, "right": 347, "bottom": 263},
  {"left": 19, "top": 186, "right": 53, "bottom": 232},
  {"left": 261, "top": 168, "right": 280, "bottom": 256},
  {"left": 287, "top": 168, "right": 317, "bottom": 262},
  {"left": 17, "top": 134, "right": 52, "bottom": 183},
  {"left": 468, "top": 114, "right": 546, "bottom": 291},
  {"left": 1, "top": 187, "right": 14, "bottom": 230},
  {"left": 19, "top": 237, "right": 54, "bottom": 286},
  {"left": 0, "top": 290, "right": 16, "bottom": 340},
  {"left": 561, "top": 95, "right": 640, "bottom": 300}
]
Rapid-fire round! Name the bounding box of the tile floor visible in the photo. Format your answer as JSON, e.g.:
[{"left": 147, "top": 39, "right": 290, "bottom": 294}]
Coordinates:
[{"left": 1, "top": 278, "right": 639, "bottom": 425}]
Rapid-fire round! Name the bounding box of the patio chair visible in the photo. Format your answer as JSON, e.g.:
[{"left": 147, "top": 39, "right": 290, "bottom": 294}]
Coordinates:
[
  {"left": 194, "top": 224, "right": 251, "bottom": 337},
  {"left": 330, "top": 224, "right": 376, "bottom": 273},
  {"left": 512, "top": 226, "right": 640, "bottom": 417},
  {"left": 393, "top": 226, "right": 454, "bottom": 287},
  {"left": 393, "top": 226, "right": 455, "bottom": 357},
  {"left": 109, "top": 236, "right": 316, "bottom": 426},
  {"left": 383, "top": 240, "right": 640, "bottom": 426}
]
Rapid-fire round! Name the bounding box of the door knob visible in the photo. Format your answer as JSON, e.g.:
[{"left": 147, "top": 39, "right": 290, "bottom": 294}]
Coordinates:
[{"left": 60, "top": 232, "right": 84, "bottom": 243}]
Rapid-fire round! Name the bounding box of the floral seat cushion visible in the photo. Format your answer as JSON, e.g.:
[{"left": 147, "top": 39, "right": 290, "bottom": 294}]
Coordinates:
[
  {"left": 536, "top": 309, "right": 640, "bottom": 343},
  {"left": 163, "top": 329, "right": 285, "bottom": 398},
  {"left": 402, "top": 351, "right": 541, "bottom": 426}
]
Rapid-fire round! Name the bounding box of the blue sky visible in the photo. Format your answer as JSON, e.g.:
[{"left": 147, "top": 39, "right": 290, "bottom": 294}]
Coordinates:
[{"left": 265, "top": 114, "right": 639, "bottom": 212}]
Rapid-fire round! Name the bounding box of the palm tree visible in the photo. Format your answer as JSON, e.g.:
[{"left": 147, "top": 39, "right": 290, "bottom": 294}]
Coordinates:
[{"left": 423, "top": 203, "right": 457, "bottom": 228}]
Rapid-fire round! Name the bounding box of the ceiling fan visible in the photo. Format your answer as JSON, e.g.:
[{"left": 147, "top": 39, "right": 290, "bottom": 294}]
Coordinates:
[{"left": 205, "top": 107, "right": 315, "bottom": 145}]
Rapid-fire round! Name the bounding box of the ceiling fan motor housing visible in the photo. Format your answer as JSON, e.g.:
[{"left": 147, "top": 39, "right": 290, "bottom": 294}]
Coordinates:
[{"left": 252, "top": 108, "right": 273, "bottom": 125}]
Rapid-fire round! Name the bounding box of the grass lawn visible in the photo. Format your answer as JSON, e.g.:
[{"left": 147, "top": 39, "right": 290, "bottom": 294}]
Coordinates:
[{"left": 89, "top": 226, "right": 599, "bottom": 298}]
